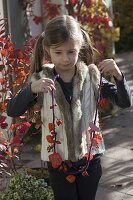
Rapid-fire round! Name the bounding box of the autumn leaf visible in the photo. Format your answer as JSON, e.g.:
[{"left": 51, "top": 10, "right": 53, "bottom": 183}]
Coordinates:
[
  {"left": 56, "top": 119, "right": 62, "bottom": 126},
  {"left": 66, "top": 175, "right": 76, "bottom": 183},
  {"left": 82, "top": 170, "right": 89, "bottom": 176},
  {"left": 0, "top": 49, "right": 9, "bottom": 56},
  {"left": 0, "top": 122, "right": 8, "bottom": 129},
  {"left": 0, "top": 115, "right": 6, "bottom": 123},
  {"left": 11, "top": 136, "right": 22, "bottom": 145},
  {"left": 48, "top": 123, "right": 55, "bottom": 132},
  {"left": 84, "top": 0, "right": 94, "bottom": 8},
  {"left": 0, "top": 78, "right": 7, "bottom": 84},
  {"left": 5, "top": 151, "right": 13, "bottom": 157},
  {"left": 17, "top": 122, "right": 31, "bottom": 134},
  {"left": 98, "top": 98, "right": 109, "bottom": 109},
  {"left": 69, "top": 0, "right": 78, "bottom": 6},
  {"left": 0, "top": 102, "right": 7, "bottom": 112},
  {"left": 49, "top": 153, "right": 62, "bottom": 168},
  {"left": 33, "top": 16, "right": 43, "bottom": 24},
  {"left": 9, "top": 123, "right": 17, "bottom": 130},
  {"left": 46, "top": 135, "right": 55, "bottom": 143}
]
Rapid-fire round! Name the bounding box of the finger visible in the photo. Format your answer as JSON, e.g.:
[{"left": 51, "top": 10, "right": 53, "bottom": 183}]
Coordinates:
[
  {"left": 99, "top": 59, "right": 113, "bottom": 67},
  {"left": 42, "top": 78, "right": 55, "bottom": 85},
  {"left": 44, "top": 82, "right": 56, "bottom": 91},
  {"left": 50, "top": 84, "right": 56, "bottom": 91}
]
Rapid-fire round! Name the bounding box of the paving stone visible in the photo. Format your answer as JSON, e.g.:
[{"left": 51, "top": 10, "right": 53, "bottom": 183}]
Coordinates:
[
  {"left": 96, "top": 186, "right": 133, "bottom": 200},
  {"left": 101, "top": 156, "right": 133, "bottom": 178}
]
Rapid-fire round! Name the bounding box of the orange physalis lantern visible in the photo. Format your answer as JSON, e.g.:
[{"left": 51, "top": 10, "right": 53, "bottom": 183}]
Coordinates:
[
  {"left": 49, "top": 153, "right": 62, "bottom": 168},
  {"left": 66, "top": 175, "right": 76, "bottom": 183},
  {"left": 46, "top": 135, "right": 55, "bottom": 143},
  {"left": 48, "top": 123, "right": 55, "bottom": 132}
]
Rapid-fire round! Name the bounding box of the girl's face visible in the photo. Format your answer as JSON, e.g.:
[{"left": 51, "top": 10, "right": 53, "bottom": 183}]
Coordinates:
[{"left": 46, "top": 39, "right": 80, "bottom": 72}]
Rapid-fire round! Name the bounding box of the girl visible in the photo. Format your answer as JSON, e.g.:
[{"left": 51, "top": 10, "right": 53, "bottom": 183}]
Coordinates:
[{"left": 7, "top": 15, "right": 131, "bottom": 200}]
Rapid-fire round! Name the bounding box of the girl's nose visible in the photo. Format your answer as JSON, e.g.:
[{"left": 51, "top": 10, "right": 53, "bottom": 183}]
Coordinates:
[{"left": 62, "top": 53, "right": 69, "bottom": 62}]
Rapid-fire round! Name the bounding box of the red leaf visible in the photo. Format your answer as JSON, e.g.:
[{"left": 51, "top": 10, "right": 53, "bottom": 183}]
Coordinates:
[
  {"left": 49, "top": 153, "right": 62, "bottom": 168},
  {"left": 56, "top": 119, "right": 62, "bottom": 126},
  {"left": 0, "top": 49, "right": 9, "bottom": 56},
  {"left": 0, "top": 78, "right": 7, "bottom": 84},
  {"left": 99, "top": 98, "right": 109, "bottom": 108},
  {"left": 93, "top": 133, "right": 102, "bottom": 145},
  {"left": 5, "top": 151, "right": 12, "bottom": 157},
  {"left": 69, "top": 0, "right": 78, "bottom": 6},
  {"left": 12, "top": 136, "right": 22, "bottom": 145},
  {"left": 9, "top": 123, "right": 17, "bottom": 130},
  {"left": 82, "top": 170, "right": 89, "bottom": 176},
  {"left": 33, "top": 16, "right": 43, "bottom": 24},
  {"left": 0, "top": 102, "right": 6, "bottom": 112},
  {"left": 66, "top": 175, "right": 76, "bottom": 183},
  {"left": 0, "top": 141, "right": 8, "bottom": 146},
  {"left": 0, "top": 122, "right": 8, "bottom": 129},
  {"left": 17, "top": 122, "right": 31, "bottom": 134},
  {"left": 0, "top": 115, "right": 6, "bottom": 123},
  {"left": 46, "top": 135, "right": 55, "bottom": 143},
  {"left": 84, "top": 0, "right": 95, "bottom": 8},
  {"left": 48, "top": 123, "right": 55, "bottom": 132}
]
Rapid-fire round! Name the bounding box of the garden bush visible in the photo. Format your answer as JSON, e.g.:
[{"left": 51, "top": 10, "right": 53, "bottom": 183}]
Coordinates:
[{"left": 1, "top": 171, "right": 54, "bottom": 200}]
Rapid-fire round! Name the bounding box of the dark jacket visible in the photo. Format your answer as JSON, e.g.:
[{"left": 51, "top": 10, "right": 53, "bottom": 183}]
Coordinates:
[{"left": 7, "top": 75, "right": 131, "bottom": 117}]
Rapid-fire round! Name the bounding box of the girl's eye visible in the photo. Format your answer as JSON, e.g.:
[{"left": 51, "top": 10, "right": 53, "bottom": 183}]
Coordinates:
[{"left": 55, "top": 52, "right": 61, "bottom": 54}]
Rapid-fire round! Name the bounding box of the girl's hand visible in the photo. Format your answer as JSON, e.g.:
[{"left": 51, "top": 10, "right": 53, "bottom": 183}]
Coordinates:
[
  {"left": 98, "top": 59, "right": 122, "bottom": 81},
  {"left": 31, "top": 78, "right": 56, "bottom": 94}
]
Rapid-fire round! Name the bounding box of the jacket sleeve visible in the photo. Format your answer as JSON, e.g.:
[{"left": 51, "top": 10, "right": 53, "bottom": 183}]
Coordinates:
[
  {"left": 7, "top": 85, "right": 38, "bottom": 117},
  {"left": 101, "top": 75, "right": 131, "bottom": 108}
]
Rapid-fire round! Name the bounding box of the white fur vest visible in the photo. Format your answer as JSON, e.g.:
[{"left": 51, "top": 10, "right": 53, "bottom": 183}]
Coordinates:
[{"left": 30, "top": 61, "right": 105, "bottom": 162}]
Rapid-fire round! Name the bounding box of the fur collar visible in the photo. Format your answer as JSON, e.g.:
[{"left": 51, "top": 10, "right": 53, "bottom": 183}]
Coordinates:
[{"left": 30, "top": 62, "right": 100, "bottom": 161}]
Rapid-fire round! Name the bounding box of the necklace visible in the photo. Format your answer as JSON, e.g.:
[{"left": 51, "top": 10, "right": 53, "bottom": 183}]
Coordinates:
[{"left": 47, "top": 74, "right": 103, "bottom": 183}]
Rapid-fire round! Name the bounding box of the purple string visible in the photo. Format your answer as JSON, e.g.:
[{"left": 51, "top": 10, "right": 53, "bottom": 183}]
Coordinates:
[{"left": 51, "top": 75, "right": 59, "bottom": 152}]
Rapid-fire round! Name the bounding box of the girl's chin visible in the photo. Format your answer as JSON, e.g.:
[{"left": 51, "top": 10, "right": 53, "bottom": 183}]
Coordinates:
[{"left": 57, "top": 65, "right": 75, "bottom": 71}]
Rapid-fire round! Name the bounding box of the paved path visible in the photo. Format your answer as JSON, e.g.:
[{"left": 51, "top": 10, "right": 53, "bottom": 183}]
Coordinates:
[{"left": 96, "top": 52, "right": 133, "bottom": 200}]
